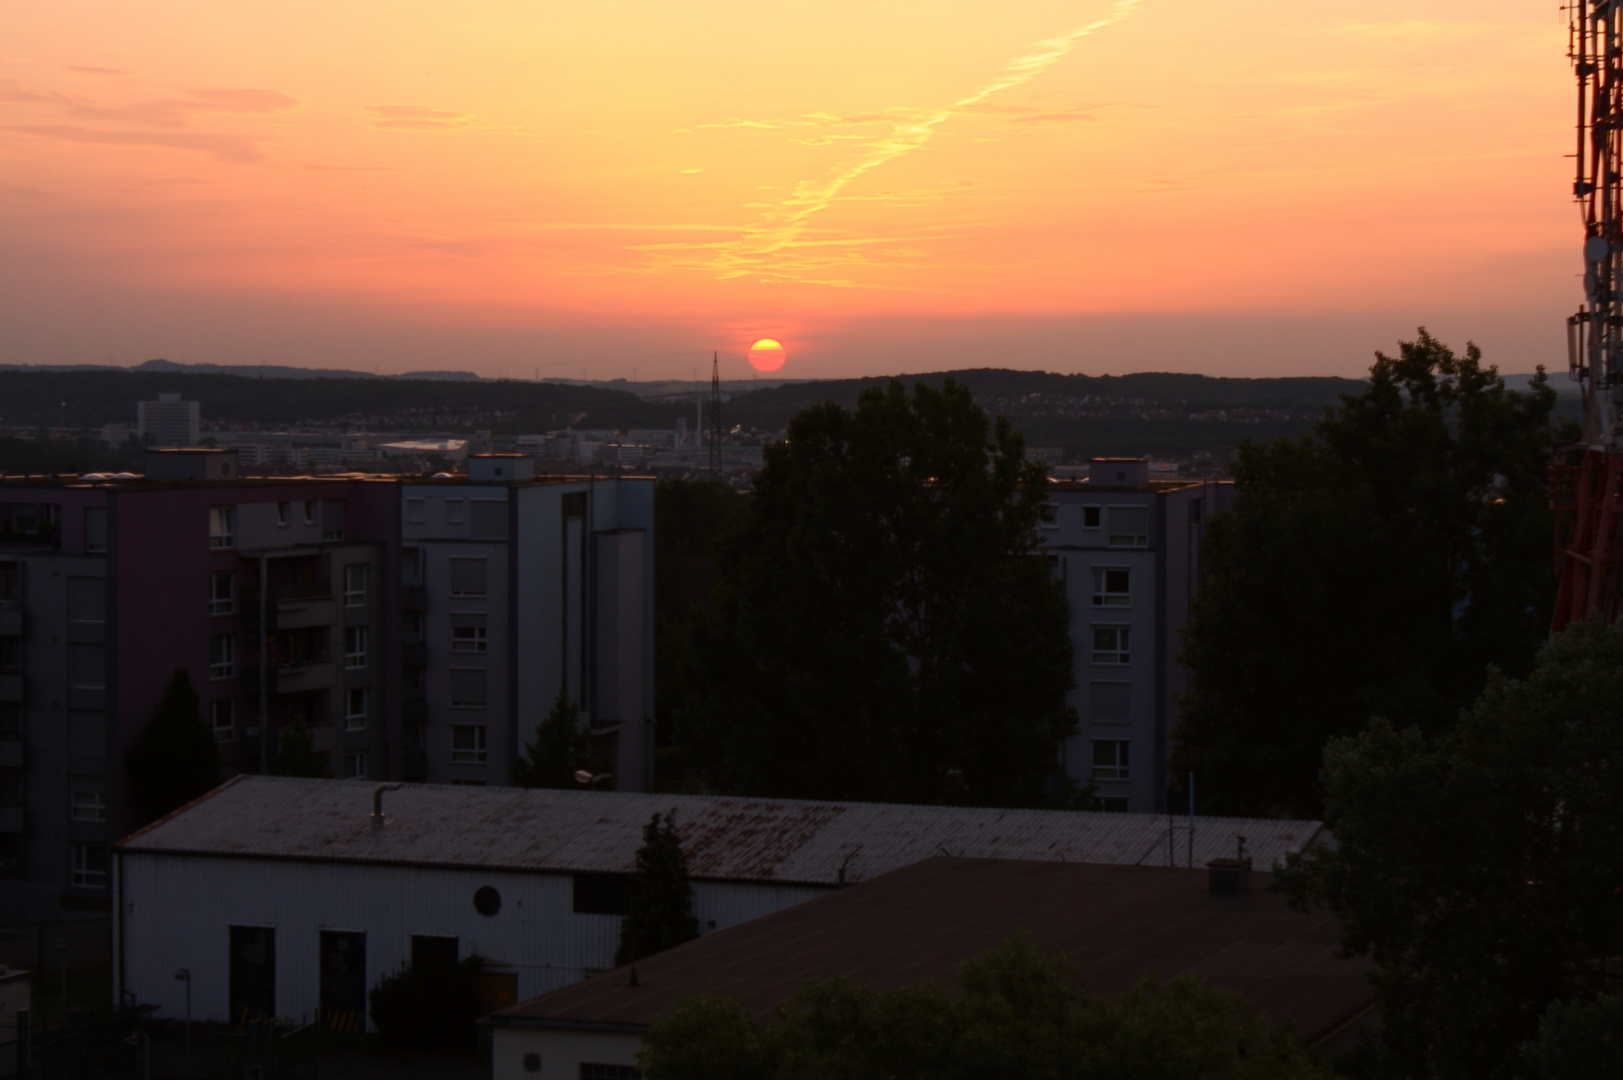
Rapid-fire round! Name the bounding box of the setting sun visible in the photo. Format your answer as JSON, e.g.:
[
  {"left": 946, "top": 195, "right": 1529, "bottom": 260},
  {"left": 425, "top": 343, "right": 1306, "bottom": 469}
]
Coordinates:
[{"left": 747, "top": 339, "right": 787, "bottom": 372}]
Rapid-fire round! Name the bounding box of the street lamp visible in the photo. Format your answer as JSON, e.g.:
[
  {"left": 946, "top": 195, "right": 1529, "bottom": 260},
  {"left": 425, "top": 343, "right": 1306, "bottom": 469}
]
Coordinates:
[
  {"left": 173, "top": 968, "right": 192, "bottom": 1077},
  {"left": 573, "top": 770, "right": 613, "bottom": 789}
]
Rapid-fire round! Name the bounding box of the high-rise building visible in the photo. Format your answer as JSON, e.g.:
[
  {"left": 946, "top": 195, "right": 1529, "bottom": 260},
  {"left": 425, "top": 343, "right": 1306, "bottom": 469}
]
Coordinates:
[
  {"left": 1042, "top": 459, "right": 1233, "bottom": 813},
  {"left": 136, "top": 392, "right": 200, "bottom": 447}
]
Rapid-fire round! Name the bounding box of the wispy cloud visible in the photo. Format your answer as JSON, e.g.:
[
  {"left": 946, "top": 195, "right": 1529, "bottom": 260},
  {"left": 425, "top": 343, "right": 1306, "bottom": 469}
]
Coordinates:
[
  {"left": 697, "top": 0, "right": 1147, "bottom": 284},
  {"left": 365, "top": 105, "right": 513, "bottom": 134},
  {"left": 0, "top": 123, "right": 263, "bottom": 163}
]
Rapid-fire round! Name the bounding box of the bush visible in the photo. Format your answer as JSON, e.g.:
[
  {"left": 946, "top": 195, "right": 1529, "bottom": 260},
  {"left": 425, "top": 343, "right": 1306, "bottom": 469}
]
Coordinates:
[{"left": 368, "top": 955, "right": 485, "bottom": 1053}]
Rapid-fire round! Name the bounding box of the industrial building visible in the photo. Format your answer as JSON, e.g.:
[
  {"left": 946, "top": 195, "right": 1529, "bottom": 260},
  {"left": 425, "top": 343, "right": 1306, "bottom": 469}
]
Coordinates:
[
  {"left": 485, "top": 857, "right": 1374, "bottom": 1079},
  {"left": 0, "top": 453, "right": 655, "bottom": 893},
  {"left": 112, "top": 776, "right": 1323, "bottom": 1029},
  {"left": 1042, "top": 459, "right": 1234, "bottom": 813}
]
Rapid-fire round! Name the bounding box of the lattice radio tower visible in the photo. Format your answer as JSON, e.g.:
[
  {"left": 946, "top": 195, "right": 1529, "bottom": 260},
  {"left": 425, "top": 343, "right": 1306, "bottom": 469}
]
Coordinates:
[
  {"left": 1554, "top": 3, "right": 1623, "bottom": 628},
  {"left": 708, "top": 351, "right": 723, "bottom": 477}
]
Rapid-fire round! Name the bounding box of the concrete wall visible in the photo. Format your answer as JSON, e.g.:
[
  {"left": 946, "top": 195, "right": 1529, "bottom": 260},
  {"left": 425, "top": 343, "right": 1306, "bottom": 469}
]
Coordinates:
[{"left": 115, "top": 851, "right": 826, "bottom": 1026}]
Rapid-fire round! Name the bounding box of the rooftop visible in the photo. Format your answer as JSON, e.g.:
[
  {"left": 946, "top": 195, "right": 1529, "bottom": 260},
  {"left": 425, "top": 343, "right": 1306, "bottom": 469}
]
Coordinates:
[
  {"left": 117, "top": 776, "right": 1322, "bottom": 888},
  {"left": 487, "top": 857, "right": 1372, "bottom": 1046}
]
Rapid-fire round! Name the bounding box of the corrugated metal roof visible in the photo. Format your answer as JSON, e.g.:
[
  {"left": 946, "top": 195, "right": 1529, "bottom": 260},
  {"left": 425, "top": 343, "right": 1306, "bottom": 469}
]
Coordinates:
[{"left": 117, "top": 776, "right": 1322, "bottom": 887}]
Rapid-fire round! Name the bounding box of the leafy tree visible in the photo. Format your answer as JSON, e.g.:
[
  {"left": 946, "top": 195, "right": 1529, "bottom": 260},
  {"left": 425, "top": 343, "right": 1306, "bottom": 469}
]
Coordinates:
[
  {"left": 615, "top": 811, "right": 700, "bottom": 966},
  {"left": 687, "top": 378, "right": 1074, "bottom": 807},
  {"left": 125, "top": 670, "right": 221, "bottom": 822},
  {"left": 368, "top": 953, "right": 486, "bottom": 1052},
  {"left": 268, "top": 719, "right": 328, "bottom": 778},
  {"left": 638, "top": 936, "right": 1329, "bottom": 1080},
  {"left": 511, "top": 691, "right": 601, "bottom": 789},
  {"left": 1526, "top": 994, "right": 1623, "bottom": 1080},
  {"left": 1275, "top": 619, "right": 1623, "bottom": 1080},
  {"left": 1176, "top": 331, "right": 1560, "bottom": 817}
]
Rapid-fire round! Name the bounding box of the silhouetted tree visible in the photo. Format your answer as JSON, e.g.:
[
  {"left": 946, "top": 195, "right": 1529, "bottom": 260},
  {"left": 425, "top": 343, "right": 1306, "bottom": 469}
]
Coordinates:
[
  {"left": 688, "top": 378, "right": 1074, "bottom": 807},
  {"left": 615, "top": 811, "right": 699, "bottom": 966},
  {"left": 125, "top": 670, "right": 220, "bottom": 822},
  {"left": 512, "top": 691, "right": 602, "bottom": 789},
  {"left": 1177, "top": 331, "right": 1562, "bottom": 817}
]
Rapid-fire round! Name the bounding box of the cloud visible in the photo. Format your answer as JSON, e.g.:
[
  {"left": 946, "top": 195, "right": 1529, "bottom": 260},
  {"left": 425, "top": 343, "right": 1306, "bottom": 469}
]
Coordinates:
[
  {"left": 366, "top": 105, "right": 485, "bottom": 132},
  {"left": 61, "top": 65, "right": 130, "bottom": 76},
  {"left": 696, "top": 0, "right": 1148, "bottom": 285},
  {"left": 0, "top": 123, "right": 262, "bottom": 163},
  {"left": 184, "top": 88, "right": 299, "bottom": 113}
]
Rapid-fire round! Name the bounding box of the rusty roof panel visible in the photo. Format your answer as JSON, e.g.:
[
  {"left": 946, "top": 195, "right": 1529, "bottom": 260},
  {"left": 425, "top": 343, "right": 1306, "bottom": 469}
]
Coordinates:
[{"left": 117, "top": 776, "right": 1323, "bottom": 886}]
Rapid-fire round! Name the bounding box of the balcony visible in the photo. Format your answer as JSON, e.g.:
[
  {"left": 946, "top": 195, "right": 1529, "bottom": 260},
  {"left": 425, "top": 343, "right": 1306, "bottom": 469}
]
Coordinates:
[
  {"left": 241, "top": 661, "right": 339, "bottom": 695},
  {"left": 401, "top": 641, "right": 428, "bottom": 667},
  {"left": 244, "top": 589, "right": 340, "bottom": 631},
  {"left": 402, "top": 698, "right": 428, "bottom": 725}
]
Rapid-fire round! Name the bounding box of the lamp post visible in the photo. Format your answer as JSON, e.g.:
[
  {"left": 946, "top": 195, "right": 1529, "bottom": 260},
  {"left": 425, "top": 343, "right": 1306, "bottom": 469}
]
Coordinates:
[
  {"left": 173, "top": 968, "right": 192, "bottom": 1077},
  {"left": 573, "top": 770, "right": 613, "bottom": 790}
]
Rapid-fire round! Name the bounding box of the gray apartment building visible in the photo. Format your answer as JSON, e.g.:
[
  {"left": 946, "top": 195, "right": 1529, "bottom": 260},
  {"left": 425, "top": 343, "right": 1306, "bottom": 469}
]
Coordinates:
[
  {"left": 1043, "top": 458, "right": 1232, "bottom": 814},
  {"left": 136, "top": 393, "right": 200, "bottom": 448},
  {"left": 398, "top": 455, "right": 655, "bottom": 791}
]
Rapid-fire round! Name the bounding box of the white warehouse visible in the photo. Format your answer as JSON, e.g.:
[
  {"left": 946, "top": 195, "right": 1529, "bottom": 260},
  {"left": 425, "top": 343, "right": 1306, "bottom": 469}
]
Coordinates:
[{"left": 112, "top": 776, "right": 1323, "bottom": 1029}]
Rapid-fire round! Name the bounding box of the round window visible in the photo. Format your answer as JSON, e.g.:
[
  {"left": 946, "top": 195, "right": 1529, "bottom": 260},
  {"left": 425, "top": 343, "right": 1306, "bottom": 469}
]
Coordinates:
[{"left": 474, "top": 885, "right": 501, "bottom": 916}]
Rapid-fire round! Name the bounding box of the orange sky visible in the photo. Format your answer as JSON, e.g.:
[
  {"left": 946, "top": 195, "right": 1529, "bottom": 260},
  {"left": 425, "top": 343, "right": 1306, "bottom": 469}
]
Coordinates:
[{"left": 0, "top": 1, "right": 1581, "bottom": 379}]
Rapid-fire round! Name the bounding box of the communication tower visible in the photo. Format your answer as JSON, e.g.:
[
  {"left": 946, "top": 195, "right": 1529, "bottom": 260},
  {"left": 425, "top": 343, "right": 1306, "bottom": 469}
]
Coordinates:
[
  {"left": 1554, "top": 2, "right": 1623, "bottom": 628},
  {"left": 708, "top": 351, "right": 723, "bottom": 477}
]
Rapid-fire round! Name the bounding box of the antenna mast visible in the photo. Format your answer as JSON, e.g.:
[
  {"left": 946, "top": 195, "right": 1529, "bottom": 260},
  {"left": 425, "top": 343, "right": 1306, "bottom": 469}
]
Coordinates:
[
  {"left": 708, "top": 351, "right": 723, "bottom": 478},
  {"left": 1554, "top": 2, "right": 1623, "bottom": 627}
]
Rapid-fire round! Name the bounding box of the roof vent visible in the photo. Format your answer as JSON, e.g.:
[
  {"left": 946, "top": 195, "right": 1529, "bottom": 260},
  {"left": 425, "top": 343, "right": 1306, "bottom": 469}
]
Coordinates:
[{"left": 371, "top": 784, "right": 402, "bottom": 830}]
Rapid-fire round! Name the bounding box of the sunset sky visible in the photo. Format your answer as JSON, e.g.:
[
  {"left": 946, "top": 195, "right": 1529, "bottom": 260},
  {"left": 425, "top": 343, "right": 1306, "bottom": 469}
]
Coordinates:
[{"left": 0, "top": 1, "right": 1580, "bottom": 379}]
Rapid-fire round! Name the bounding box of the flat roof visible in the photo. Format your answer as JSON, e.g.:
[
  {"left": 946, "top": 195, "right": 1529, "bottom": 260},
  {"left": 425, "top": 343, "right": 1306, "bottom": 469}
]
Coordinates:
[
  {"left": 116, "top": 776, "right": 1322, "bottom": 888},
  {"left": 487, "top": 857, "right": 1372, "bottom": 1045}
]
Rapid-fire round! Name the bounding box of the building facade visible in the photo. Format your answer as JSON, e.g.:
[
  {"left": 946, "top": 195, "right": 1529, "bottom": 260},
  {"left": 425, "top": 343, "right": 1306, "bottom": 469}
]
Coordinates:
[
  {"left": 1042, "top": 459, "right": 1233, "bottom": 814},
  {"left": 136, "top": 393, "right": 200, "bottom": 448}
]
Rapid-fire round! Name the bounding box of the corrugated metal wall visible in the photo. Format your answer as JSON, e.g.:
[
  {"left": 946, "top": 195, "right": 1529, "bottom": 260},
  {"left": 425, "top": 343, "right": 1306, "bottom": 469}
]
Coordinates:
[{"left": 118, "top": 852, "right": 827, "bottom": 1026}]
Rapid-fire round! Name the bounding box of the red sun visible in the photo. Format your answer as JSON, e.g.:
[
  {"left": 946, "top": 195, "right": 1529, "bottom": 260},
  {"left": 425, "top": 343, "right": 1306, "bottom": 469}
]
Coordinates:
[{"left": 747, "top": 338, "right": 787, "bottom": 372}]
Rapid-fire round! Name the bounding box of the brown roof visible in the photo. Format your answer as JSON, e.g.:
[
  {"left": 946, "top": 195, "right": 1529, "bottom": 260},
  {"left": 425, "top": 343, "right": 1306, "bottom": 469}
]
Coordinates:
[{"left": 488, "top": 857, "right": 1372, "bottom": 1045}]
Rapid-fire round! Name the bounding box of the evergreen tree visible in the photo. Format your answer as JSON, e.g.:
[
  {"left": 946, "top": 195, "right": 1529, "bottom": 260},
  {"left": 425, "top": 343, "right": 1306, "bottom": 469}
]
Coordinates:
[
  {"left": 512, "top": 691, "right": 601, "bottom": 789},
  {"left": 268, "top": 720, "right": 329, "bottom": 778},
  {"left": 125, "top": 670, "right": 221, "bottom": 822},
  {"left": 615, "top": 811, "right": 700, "bottom": 966}
]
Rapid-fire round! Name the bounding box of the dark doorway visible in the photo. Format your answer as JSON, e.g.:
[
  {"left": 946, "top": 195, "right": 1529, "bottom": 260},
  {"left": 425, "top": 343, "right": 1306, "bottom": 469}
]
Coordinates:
[
  {"left": 319, "top": 931, "right": 366, "bottom": 1032},
  {"left": 229, "top": 926, "right": 275, "bottom": 1025},
  {"left": 411, "top": 934, "right": 458, "bottom": 971}
]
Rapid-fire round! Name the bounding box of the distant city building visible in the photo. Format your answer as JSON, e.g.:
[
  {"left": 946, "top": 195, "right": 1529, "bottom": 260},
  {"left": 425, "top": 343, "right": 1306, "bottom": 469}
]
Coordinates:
[
  {"left": 136, "top": 392, "right": 200, "bottom": 447},
  {"left": 113, "top": 776, "right": 1324, "bottom": 1028},
  {"left": 1043, "top": 458, "right": 1234, "bottom": 813}
]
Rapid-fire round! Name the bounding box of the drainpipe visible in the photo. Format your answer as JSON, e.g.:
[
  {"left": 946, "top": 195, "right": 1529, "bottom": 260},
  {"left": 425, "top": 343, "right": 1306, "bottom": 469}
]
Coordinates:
[{"left": 258, "top": 557, "right": 269, "bottom": 774}]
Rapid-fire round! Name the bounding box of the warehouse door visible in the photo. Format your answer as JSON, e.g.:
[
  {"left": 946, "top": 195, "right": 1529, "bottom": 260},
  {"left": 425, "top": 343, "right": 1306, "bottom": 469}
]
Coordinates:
[
  {"left": 319, "top": 931, "right": 366, "bottom": 1032},
  {"left": 228, "top": 926, "right": 275, "bottom": 1025}
]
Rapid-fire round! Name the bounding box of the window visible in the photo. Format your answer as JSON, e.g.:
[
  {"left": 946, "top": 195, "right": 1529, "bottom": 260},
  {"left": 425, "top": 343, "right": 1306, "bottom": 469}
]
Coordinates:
[
  {"left": 401, "top": 546, "right": 424, "bottom": 586},
  {"left": 68, "top": 644, "right": 106, "bottom": 688},
  {"left": 208, "top": 506, "right": 235, "bottom": 549},
  {"left": 11, "top": 505, "right": 37, "bottom": 535},
  {"left": 0, "top": 562, "right": 17, "bottom": 604},
  {"left": 1092, "top": 739, "right": 1131, "bottom": 781},
  {"left": 321, "top": 500, "right": 345, "bottom": 541},
  {"left": 210, "top": 635, "right": 236, "bottom": 679},
  {"left": 85, "top": 508, "right": 107, "bottom": 553},
  {"left": 445, "top": 499, "right": 466, "bottom": 524},
  {"left": 345, "top": 751, "right": 369, "bottom": 780},
  {"left": 451, "top": 724, "right": 487, "bottom": 763},
  {"left": 211, "top": 699, "right": 235, "bottom": 742},
  {"left": 572, "top": 873, "right": 631, "bottom": 915},
  {"left": 1091, "top": 568, "right": 1130, "bottom": 607},
  {"left": 71, "top": 843, "right": 108, "bottom": 889},
  {"left": 449, "top": 558, "right": 487, "bottom": 597},
  {"left": 343, "top": 626, "right": 368, "bottom": 669},
  {"left": 210, "top": 571, "right": 235, "bottom": 616},
  {"left": 1091, "top": 626, "right": 1130, "bottom": 665},
  {"left": 1108, "top": 506, "right": 1149, "bottom": 548},
  {"left": 344, "top": 563, "right": 369, "bottom": 607},
  {"left": 404, "top": 498, "right": 426, "bottom": 525},
  {"left": 0, "top": 638, "right": 19, "bottom": 673},
  {"left": 1089, "top": 681, "right": 1131, "bottom": 723},
  {"left": 579, "top": 1067, "right": 642, "bottom": 1080},
  {"left": 345, "top": 687, "right": 367, "bottom": 730},
  {"left": 304, "top": 500, "right": 318, "bottom": 526},
  {"left": 451, "top": 615, "right": 487, "bottom": 654},
  {"left": 276, "top": 502, "right": 291, "bottom": 527},
  {"left": 450, "top": 669, "right": 487, "bottom": 708},
  {"left": 470, "top": 500, "right": 508, "bottom": 539},
  {"left": 68, "top": 711, "right": 105, "bottom": 756},
  {"left": 70, "top": 783, "right": 106, "bottom": 822},
  {"left": 67, "top": 578, "right": 105, "bottom": 623},
  {"left": 1082, "top": 506, "right": 1101, "bottom": 530}
]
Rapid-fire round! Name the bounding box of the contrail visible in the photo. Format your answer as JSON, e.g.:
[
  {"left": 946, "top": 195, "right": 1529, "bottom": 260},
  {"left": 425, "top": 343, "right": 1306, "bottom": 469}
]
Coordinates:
[{"left": 707, "top": 0, "right": 1147, "bottom": 281}]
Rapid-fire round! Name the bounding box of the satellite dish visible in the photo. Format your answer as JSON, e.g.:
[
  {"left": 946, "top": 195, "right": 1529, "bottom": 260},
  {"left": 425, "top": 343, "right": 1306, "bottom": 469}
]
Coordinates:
[
  {"left": 79, "top": 473, "right": 107, "bottom": 481},
  {"left": 1585, "top": 235, "right": 1610, "bottom": 263}
]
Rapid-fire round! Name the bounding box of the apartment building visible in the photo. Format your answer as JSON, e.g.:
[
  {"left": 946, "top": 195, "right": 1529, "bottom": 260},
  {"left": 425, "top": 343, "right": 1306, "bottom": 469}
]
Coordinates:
[
  {"left": 398, "top": 455, "right": 655, "bottom": 791},
  {"left": 136, "top": 392, "right": 200, "bottom": 447},
  {"left": 1043, "top": 458, "right": 1233, "bottom": 814}
]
